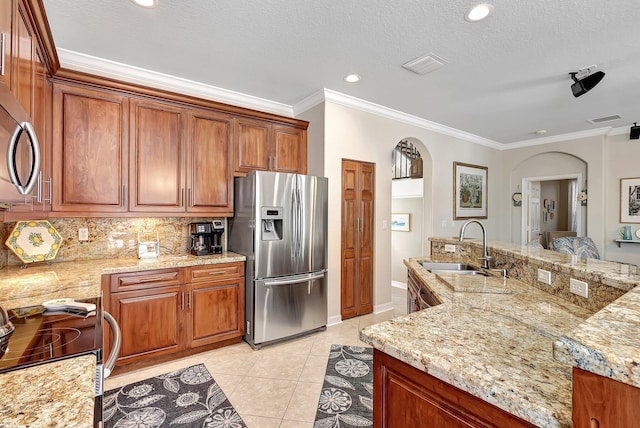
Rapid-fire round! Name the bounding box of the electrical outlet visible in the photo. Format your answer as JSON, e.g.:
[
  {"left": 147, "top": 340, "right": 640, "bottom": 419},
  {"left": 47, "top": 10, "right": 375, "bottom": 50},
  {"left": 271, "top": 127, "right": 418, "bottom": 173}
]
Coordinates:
[
  {"left": 78, "top": 228, "right": 89, "bottom": 241},
  {"left": 570, "top": 278, "right": 589, "bottom": 298},
  {"left": 444, "top": 244, "right": 456, "bottom": 253},
  {"left": 537, "top": 269, "right": 552, "bottom": 285}
]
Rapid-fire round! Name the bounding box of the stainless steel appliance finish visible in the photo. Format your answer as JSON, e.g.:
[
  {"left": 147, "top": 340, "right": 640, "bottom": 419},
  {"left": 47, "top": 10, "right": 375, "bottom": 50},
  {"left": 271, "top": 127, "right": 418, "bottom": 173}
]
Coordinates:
[
  {"left": 229, "top": 171, "right": 328, "bottom": 348},
  {"left": 0, "top": 82, "right": 42, "bottom": 205}
]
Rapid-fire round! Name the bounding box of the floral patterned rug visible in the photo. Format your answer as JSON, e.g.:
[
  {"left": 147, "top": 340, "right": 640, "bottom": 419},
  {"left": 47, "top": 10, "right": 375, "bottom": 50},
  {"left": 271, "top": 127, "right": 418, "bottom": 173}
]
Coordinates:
[
  {"left": 314, "top": 345, "right": 373, "bottom": 428},
  {"left": 103, "top": 363, "right": 246, "bottom": 428}
]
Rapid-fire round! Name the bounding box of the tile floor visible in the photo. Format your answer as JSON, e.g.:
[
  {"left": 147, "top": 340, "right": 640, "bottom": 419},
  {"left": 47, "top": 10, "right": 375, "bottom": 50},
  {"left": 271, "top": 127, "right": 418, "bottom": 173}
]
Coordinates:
[{"left": 105, "top": 286, "right": 407, "bottom": 427}]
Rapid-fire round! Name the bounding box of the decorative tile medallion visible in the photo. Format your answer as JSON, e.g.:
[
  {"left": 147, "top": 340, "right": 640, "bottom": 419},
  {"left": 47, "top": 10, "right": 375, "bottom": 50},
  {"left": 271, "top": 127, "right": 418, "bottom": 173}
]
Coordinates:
[{"left": 5, "top": 220, "right": 63, "bottom": 263}]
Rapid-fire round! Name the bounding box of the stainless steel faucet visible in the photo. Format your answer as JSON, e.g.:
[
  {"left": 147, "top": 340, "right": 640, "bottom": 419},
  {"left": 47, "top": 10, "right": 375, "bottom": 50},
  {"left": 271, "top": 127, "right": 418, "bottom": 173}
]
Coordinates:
[{"left": 458, "top": 219, "right": 492, "bottom": 269}]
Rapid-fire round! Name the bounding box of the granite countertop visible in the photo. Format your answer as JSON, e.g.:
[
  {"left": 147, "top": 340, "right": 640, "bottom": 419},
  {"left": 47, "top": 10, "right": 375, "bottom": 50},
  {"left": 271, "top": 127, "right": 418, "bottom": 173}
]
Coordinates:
[
  {"left": 360, "top": 258, "right": 595, "bottom": 428},
  {"left": 554, "top": 284, "right": 640, "bottom": 387},
  {"left": 0, "top": 354, "right": 96, "bottom": 427},
  {"left": 0, "top": 252, "right": 246, "bottom": 310},
  {"left": 0, "top": 252, "right": 246, "bottom": 427}
]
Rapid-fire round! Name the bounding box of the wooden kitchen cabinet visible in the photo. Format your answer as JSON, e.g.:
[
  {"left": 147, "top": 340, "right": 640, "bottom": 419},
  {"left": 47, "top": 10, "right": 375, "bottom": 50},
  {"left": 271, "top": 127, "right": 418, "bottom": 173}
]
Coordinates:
[
  {"left": 52, "top": 82, "right": 129, "bottom": 212},
  {"left": 185, "top": 263, "right": 244, "bottom": 348},
  {"left": 186, "top": 109, "right": 234, "bottom": 215},
  {"left": 104, "top": 263, "right": 244, "bottom": 367},
  {"left": 573, "top": 368, "right": 640, "bottom": 427},
  {"left": 129, "top": 98, "right": 186, "bottom": 212},
  {"left": 11, "top": 0, "right": 36, "bottom": 118},
  {"left": 129, "top": 99, "right": 234, "bottom": 215},
  {"left": 234, "top": 117, "right": 307, "bottom": 175},
  {"left": 0, "top": 0, "right": 13, "bottom": 88},
  {"left": 374, "top": 349, "right": 537, "bottom": 428}
]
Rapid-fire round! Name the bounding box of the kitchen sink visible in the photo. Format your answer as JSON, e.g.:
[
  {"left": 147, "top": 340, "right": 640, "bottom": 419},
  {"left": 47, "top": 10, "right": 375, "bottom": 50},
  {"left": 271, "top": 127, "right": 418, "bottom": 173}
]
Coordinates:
[
  {"left": 420, "top": 262, "right": 475, "bottom": 271},
  {"left": 420, "top": 261, "right": 489, "bottom": 276}
]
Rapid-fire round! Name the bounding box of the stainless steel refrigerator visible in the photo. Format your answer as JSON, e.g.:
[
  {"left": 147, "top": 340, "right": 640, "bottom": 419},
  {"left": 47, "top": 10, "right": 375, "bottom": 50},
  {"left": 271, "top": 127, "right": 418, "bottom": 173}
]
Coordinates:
[{"left": 229, "top": 171, "right": 328, "bottom": 349}]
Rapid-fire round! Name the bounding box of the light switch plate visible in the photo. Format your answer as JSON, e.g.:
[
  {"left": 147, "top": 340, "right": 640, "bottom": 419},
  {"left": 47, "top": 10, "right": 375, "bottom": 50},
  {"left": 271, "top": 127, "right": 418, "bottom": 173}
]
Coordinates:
[
  {"left": 537, "top": 269, "right": 552, "bottom": 285},
  {"left": 78, "top": 228, "right": 89, "bottom": 241},
  {"left": 444, "top": 244, "right": 456, "bottom": 253},
  {"left": 570, "top": 278, "right": 589, "bottom": 298}
]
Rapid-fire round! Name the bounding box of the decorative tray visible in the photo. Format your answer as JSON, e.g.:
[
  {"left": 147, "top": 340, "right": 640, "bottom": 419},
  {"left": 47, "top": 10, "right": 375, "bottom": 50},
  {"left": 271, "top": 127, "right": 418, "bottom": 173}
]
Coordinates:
[{"left": 5, "top": 220, "right": 63, "bottom": 263}]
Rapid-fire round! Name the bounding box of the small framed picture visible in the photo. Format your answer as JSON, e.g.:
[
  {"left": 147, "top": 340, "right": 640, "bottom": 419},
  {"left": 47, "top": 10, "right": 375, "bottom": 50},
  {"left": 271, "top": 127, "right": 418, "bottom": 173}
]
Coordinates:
[
  {"left": 391, "top": 213, "right": 411, "bottom": 232},
  {"left": 621, "top": 177, "right": 640, "bottom": 223},
  {"left": 454, "top": 162, "right": 488, "bottom": 219}
]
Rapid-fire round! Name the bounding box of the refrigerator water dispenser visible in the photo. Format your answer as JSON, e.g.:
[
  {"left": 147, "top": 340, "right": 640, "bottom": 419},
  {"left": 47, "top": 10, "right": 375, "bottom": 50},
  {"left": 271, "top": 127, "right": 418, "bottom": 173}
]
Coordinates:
[{"left": 261, "top": 206, "right": 283, "bottom": 241}]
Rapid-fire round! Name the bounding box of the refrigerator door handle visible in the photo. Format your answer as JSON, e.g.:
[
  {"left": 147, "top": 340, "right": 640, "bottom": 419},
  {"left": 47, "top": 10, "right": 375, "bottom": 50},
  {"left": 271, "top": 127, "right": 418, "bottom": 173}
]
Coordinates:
[{"left": 263, "top": 270, "right": 326, "bottom": 286}]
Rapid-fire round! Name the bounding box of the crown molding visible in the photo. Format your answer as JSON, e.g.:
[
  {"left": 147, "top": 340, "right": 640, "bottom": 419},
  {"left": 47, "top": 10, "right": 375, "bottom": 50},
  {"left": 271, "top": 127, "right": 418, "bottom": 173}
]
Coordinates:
[
  {"left": 297, "top": 89, "right": 504, "bottom": 150},
  {"left": 57, "top": 48, "right": 294, "bottom": 117},
  {"left": 506, "top": 127, "right": 612, "bottom": 149}
]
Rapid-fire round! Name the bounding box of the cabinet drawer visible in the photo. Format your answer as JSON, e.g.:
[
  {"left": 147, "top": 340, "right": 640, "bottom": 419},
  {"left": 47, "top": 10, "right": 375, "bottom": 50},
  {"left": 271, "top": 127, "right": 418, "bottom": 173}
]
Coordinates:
[
  {"left": 110, "top": 268, "right": 183, "bottom": 292},
  {"left": 187, "top": 262, "right": 243, "bottom": 283}
]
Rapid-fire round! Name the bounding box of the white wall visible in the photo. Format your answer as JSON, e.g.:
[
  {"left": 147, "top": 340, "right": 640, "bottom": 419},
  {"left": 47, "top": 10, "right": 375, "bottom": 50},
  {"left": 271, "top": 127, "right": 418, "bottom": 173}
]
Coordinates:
[
  {"left": 322, "top": 102, "right": 502, "bottom": 321},
  {"left": 604, "top": 133, "right": 640, "bottom": 264},
  {"left": 298, "top": 104, "right": 324, "bottom": 177}
]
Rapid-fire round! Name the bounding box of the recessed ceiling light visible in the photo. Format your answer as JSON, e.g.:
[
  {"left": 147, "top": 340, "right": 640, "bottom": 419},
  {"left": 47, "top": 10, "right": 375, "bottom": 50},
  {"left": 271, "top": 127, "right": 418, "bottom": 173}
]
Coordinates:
[
  {"left": 465, "top": 3, "right": 494, "bottom": 22},
  {"left": 535, "top": 129, "right": 547, "bottom": 135},
  {"left": 131, "top": 0, "right": 158, "bottom": 8},
  {"left": 344, "top": 74, "right": 361, "bottom": 83}
]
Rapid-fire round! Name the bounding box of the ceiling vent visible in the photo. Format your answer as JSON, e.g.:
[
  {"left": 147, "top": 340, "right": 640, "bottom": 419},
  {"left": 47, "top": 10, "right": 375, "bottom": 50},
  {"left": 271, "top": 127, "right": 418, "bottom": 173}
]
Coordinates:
[
  {"left": 587, "top": 114, "right": 622, "bottom": 125},
  {"left": 402, "top": 53, "right": 447, "bottom": 75}
]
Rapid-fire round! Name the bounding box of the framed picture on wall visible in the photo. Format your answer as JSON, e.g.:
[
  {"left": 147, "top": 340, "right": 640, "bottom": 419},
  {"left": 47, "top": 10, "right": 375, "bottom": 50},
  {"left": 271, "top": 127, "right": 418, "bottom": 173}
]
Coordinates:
[
  {"left": 454, "top": 162, "right": 488, "bottom": 219},
  {"left": 620, "top": 177, "right": 640, "bottom": 223},
  {"left": 391, "top": 213, "right": 411, "bottom": 231}
]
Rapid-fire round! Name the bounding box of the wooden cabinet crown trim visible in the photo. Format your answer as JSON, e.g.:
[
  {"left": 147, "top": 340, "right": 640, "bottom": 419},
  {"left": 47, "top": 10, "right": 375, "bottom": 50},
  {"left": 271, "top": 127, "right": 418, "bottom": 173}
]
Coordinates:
[{"left": 51, "top": 69, "right": 309, "bottom": 129}]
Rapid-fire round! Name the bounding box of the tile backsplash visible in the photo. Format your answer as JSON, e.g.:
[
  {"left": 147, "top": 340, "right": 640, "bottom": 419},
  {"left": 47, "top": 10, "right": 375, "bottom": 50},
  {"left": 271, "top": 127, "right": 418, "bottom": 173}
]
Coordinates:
[{"left": 1, "top": 217, "right": 224, "bottom": 266}]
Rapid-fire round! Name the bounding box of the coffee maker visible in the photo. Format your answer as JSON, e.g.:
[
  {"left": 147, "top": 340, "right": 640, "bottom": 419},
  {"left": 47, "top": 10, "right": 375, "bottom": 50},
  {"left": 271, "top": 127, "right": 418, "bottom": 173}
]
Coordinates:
[{"left": 189, "top": 221, "right": 224, "bottom": 255}]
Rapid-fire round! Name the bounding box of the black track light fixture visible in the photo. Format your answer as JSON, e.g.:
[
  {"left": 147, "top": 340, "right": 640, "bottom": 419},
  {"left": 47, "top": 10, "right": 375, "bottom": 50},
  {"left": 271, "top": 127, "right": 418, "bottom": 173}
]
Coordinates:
[
  {"left": 631, "top": 122, "right": 640, "bottom": 140},
  {"left": 569, "top": 68, "right": 605, "bottom": 97}
]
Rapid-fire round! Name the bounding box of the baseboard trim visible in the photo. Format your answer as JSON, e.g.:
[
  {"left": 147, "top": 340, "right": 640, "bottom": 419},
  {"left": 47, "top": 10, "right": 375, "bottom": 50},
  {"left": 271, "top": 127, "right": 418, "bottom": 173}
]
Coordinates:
[
  {"left": 392, "top": 280, "right": 407, "bottom": 289},
  {"left": 374, "top": 302, "right": 394, "bottom": 314},
  {"left": 327, "top": 315, "right": 343, "bottom": 327}
]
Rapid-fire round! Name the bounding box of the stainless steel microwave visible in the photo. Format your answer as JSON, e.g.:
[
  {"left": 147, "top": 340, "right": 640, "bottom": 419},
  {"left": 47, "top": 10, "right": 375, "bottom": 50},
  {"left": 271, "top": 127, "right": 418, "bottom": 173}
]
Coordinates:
[{"left": 0, "top": 82, "right": 41, "bottom": 206}]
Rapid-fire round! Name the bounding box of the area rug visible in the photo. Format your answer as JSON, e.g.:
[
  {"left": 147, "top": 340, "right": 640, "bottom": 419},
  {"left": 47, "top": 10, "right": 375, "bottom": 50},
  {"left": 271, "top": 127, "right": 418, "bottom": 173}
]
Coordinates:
[
  {"left": 314, "top": 345, "right": 374, "bottom": 428},
  {"left": 103, "top": 363, "right": 247, "bottom": 428}
]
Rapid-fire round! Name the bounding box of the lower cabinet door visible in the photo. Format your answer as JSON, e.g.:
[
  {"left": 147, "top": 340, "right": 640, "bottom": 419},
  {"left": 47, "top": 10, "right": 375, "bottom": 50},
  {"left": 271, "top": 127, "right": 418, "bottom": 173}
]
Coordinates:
[
  {"left": 374, "top": 350, "right": 537, "bottom": 428},
  {"left": 111, "top": 286, "right": 184, "bottom": 363},
  {"left": 186, "top": 277, "right": 244, "bottom": 348}
]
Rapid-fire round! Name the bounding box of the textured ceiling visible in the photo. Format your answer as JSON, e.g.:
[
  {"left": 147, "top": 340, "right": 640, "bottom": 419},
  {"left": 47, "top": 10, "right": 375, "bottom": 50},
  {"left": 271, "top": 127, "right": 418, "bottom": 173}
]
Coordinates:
[{"left": 42, "top": 0, "right": 640, "bottom": 144}]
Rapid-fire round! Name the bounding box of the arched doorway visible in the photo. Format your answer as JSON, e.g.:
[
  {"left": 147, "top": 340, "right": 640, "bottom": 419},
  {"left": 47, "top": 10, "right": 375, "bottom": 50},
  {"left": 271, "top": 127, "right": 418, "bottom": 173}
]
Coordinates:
[{"left": 390, "top": 138, "right": 432, "bottom": 313}]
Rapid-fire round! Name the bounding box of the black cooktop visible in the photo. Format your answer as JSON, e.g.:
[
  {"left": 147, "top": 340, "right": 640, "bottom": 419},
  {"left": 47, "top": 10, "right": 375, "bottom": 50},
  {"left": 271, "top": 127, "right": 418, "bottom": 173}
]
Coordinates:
[{"left": 0, "top": 297, "right": 102, "bottom": 373}]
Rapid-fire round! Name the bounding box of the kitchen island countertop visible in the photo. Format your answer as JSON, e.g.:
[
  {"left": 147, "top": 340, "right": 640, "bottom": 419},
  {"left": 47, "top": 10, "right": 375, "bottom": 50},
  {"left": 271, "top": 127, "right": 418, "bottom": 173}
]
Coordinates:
[{"left": 361, "top": 257, "right": 594, "bottom": 428}]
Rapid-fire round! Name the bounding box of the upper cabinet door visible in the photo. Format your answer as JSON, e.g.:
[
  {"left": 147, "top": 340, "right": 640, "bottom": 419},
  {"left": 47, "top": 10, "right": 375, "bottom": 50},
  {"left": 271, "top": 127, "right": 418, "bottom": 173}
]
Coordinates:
[
  {"left": 271, "top": 124, "right": 306, "bottom": 174},
  {"left": 52, "top": 83, "right": 129, "bottom": 212},
  {"left": 129, "top": 98, "right": 186, "bottom": 212},
  {"left": 0, "top": 0, "right": 13, "bottom": 88},
  {"left": 12, "top": 0, "right": 35, "bottom": 117},
  {"left": 234, "top": 117, "right": 270, "bottom": 174},
  {"left": 187, "top": 110, "right": 233, "bottom": 215}
]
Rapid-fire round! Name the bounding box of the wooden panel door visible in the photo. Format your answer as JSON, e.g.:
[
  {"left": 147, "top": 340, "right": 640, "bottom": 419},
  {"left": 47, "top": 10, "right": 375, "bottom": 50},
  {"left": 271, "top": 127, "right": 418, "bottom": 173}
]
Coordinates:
[
  {"left": 110, "top": 286, "right": 184, "bottom": 363},
  {"left": 374, "top": 349, "right": 537, "bottom": 428},
  {"left": 573, "top": 368, "right": 640, "bottom": 428},
  {"left": 129, "top": 98, "right": 185, "bottom": 212},
  {"left": 12, "top": 0, "right": 35, "bottom": 117},
  {"left": 341, "top": 159, "right": 375, "bottom": 319},
  {"left": 186, "top": 109, "right": 233, "bottom": 214},
  {"left": 0, "top": 0, "right": 12, "bottom": 88},
  {"left": 52, "top": 83, "right": 129, "bottom": 212},
  {"left": 234, "top": 117, "right": 270, "bottom": 174},
  {"left": 186, "top": 276, "right": 244, "bottom": 348},
  {"left": 271, "top": 124, "right": 306, "bottom": 174}
]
